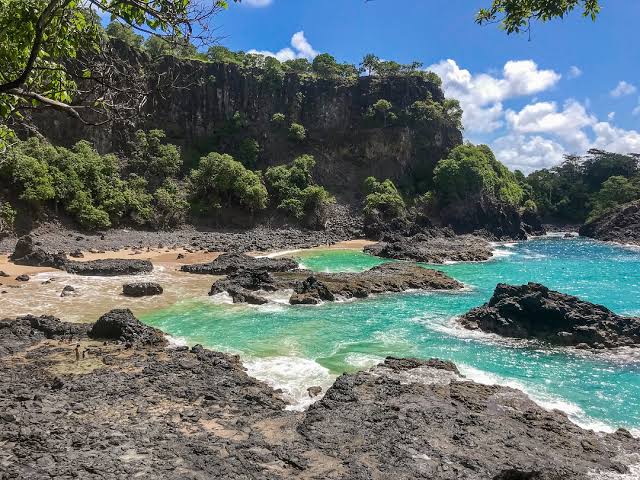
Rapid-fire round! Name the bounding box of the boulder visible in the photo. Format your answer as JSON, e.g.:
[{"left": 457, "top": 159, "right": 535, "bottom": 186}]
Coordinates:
[
  {"left": 10, "top": 235, "right": 66, "bottom": 269},
  {"left": 226, "top": 287, "right": 269, "bottom": 305},
  {"left": 64, "top": 259, "right": 153, "bottom": 276},
  {"left": 15, "top": 274, "right": 29, "bottom": 282},
  {"left": 60, "top": 285, "right": 76, "bottom": 297},
  {"left": 307, "top": 386, "right": 323, "bottom": 397},
  {"left": 88, "top": 309, "right": 165, "bottom": 346},
  {"left": 122, "top": 282, "right": 163, "bottom": 297},
  {"left": 459, "top": 282, "right": 640, "bottom": 348},
  {"left": 0, "top": 271, "right": 9, "bottom": 277},
  {"left": 181, "top": 252, "right": 298, "bottom": 275}
]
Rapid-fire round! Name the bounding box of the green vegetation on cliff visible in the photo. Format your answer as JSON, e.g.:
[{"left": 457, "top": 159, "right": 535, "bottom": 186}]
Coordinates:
[{"left": 524, "top": 150, "right": 640, "bottom": 222}]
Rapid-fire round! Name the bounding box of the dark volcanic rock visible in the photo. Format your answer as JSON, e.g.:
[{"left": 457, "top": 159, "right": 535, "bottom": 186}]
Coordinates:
[
  {"left": 15, "top": 274, "right": 30, "bottom": 282},
  {"left": 181, "top": 252, "right": 298, "bottom": 274},
  {"left": 122, "top": 282, "right": 163, "bottom": 297},
  {"left": 459, "top": 283, "right": 640, "bottom": 348},
  {"left": 89, "top": 309, "right": 166, "bottom": 346},
  {"left": 64, "top": 258, "right": 153, "bottom": 276},
  {"left": 580, "top": 199, "right": 640, "bottom": 245},
  {"left": 298, "top": 357, "right": 639, "bottom": 479},
  {"left": 1, "top": 311, "right": 639, "bottom": 479},
  {"left": 211, "top": 262, "right": 463, "bottom": 304},
  {"left": 9, "top": 235, "right": 66, "bottom": 268},
  {"left": 60, "top": 285, "right": 76, "bottom": 297},
  {"left": 365, "top": 232, "right": 493, "bottom": 263},
  {"left": 226, "top": 286, "right": 269, "bottom": 305}
]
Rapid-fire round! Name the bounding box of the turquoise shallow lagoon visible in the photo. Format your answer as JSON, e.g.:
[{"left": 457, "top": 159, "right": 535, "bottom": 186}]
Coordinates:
[{"left": 141, "top": 236, "right": 640, "bottom": 432}]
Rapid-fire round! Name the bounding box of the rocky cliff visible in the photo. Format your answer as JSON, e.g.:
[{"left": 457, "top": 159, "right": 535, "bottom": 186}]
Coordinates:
[{"left": 35, "top": 48, "right": 462, "bottom": 202}]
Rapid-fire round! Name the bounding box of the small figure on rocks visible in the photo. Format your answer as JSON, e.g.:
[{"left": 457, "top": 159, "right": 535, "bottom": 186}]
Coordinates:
[{"left": 75, "top": 344, "right": 80, "bottom": 362}]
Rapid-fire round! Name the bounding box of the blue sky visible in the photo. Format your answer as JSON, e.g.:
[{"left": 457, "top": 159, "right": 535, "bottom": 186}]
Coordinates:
[{"left": 214, "top": 0, "right": 639, "bottom": 172}]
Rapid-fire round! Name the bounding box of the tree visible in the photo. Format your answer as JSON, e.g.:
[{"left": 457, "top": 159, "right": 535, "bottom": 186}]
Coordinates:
[
  {"left": 477, "top": 0, "right": 601, "bottom": 35},
  {"left": 589, "top": 176, "right": 639, "bottom": 220},
  {"left": 360, "top": 54, "right": 380, "bottom": 76},
  {"left": 0, "top": 0, "right": 237, "bottom": 150},
  {"left": 312, "top": 53, "right": 341, "bottom": 78},
  {"left": 126, "top": 129, "right": 182, "bottom": 183},
  {"left": 106, "top": 21, "right": 143, "bottom": 49},
  {"left": 367, "top": 99, "right": 393, "bottom": 127},
  {"left": 363, "top": 177, "right": 406, "bottom": 219},
  {"left": 288, "top": 123, "right": 307, "bottom": 142}
]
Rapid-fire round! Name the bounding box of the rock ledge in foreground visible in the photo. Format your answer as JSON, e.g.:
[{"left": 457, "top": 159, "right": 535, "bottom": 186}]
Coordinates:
[{"left": 459, "top": 282, "right": 640, "bottom": 348}]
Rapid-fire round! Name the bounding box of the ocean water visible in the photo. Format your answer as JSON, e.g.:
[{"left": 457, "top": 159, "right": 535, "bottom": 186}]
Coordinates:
[{"left": 141, "top": 237, "right": 640, "bottom": 432}]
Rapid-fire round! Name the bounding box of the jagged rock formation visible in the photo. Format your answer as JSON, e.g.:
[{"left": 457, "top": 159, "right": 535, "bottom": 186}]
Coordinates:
[
  {"left": 580, "top": 199, "right": 640, "bottom": 245},
  {"left": 1, "top": 313, "right": 638, "bottom": 479},
  {"left": 9, "top": 235, "right": 66, "bottom": 268},
  {"left": 459, "top": 283, "right": 640, "bottom": 348},
  {"left": 364, "top": 231, "right": 493, "bottom": 263},
  {"left": 88, "top": 309, "right": 165, "bottom": 346},
  {"left": 210, "top": 262, "right": 463, "bottom": 304},
  {"left": 122, "top": 282, "right": 163, "bottom": 297},
  {"left": 181, "top": 252, "right": 298, "bottom": 275}
]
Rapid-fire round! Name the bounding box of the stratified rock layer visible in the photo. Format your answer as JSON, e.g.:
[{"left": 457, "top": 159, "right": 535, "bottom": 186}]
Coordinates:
[
  {"left": 1, "top": 315, "right": 638, "bottom": 479},
  {"left": 459, "top": 282, "right": 640, "bottom": 348},
  {"left": 580, "top": 199, "right": 640, "bottom": 245}
]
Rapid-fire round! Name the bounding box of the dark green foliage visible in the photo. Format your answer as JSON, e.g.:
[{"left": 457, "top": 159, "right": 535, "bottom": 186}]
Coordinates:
[
  {"left": 264, "top": 155, "right": 334, "bottom": 220},
  {"left": 433, "top": 144, "right": 524, "bottom": 206},
  {"left": 282, "top": 58, "right": 312, "bottom": 74},
  {"left": 288, "top": 123, "right": 307, "bottom": 142},
  {"left": 588, "top": 176, "right": 639, "bottom": 220},
  {"left": 363, "top": 177, "right": 406, "bottom": 219},
  {"left": 106, "top": 22, "right": 143, "bottom": 48},
  {"left": 237, "top": 138, "right": 260, "bottom": 168},
  {"left": 189, "top": 152, "right": 268, "bottom": 213},
  {"left": 127, "top": 130, "right": 182, "bottom": 183},
  {"left": 153, "top": 180, "right": 189, "bottom": 229},
  {"left": 0, "top": 201, "right": 16, "bottom": 233},
  {"left": 408, "top": 97, "right": 463, "bottom": 131},
  {"left": 312, "top": 53, "right": 358, "bottom": 80},
  {"left": 366, "top": 99, "right": 394, "bottom": 127},
  {"left": 525, "top": 150, "right": 640, "bottom": 222},
  {"left": 271, "top": 113, "right": 286, "bottom": 125}
]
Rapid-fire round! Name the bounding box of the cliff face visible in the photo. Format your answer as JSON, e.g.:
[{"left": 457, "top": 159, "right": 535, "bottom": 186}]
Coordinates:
[{"left": 38, "top": 54, "right": 462, "bottom": 202}]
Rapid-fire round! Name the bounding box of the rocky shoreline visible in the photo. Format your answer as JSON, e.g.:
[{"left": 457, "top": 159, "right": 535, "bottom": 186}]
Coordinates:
[
  {"left": 2, "top": 310, "right": 638, "bottom": 479},
  {"left": 580, "top": 199, "right": 640, "bottom": 246}
]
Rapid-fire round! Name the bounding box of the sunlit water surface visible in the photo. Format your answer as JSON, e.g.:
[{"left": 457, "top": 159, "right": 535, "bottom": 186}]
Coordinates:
[{"left": 138, "top": 237, "right": 640, "bottom": 434}]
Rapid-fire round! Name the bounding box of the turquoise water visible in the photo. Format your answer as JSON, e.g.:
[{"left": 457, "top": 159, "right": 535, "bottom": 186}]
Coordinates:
[{"left": 142, "top": 236, "right": 640, "bottom": 431}]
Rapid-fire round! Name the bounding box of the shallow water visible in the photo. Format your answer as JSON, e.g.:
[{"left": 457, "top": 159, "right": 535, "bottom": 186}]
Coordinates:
[{"left": 141, "top": 237, "right": 640, "bottom": 431}]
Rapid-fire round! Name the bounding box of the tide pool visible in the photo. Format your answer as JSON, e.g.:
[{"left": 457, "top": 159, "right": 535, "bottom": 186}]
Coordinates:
[{"left": 141, "top": 237, "right": 640, "bottom": 432}]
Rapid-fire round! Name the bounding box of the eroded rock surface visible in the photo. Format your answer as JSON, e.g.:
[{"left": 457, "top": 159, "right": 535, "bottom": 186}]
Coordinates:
[
  {"left": 459, "top": 282, "right": 640, "bottom": 348},
  {"left": 9, "top": 235, "right": 66, "bottom": 268},
  {"left": 364, "top": 232, "right": 494, "bottom": 263},
  {"left": 580, "top": 199, "right": 640, "bottom": 245},
  {"left": 210, "top": 262, "right": 464, "bottom": 304},
  {"left": 181, "top": 252, "right": 298, "bottom": 275},
  {"left": 88, "top": 309, "right": 166, "bottom": 346},
  {"left": 1, "top": 317, "right": 638, "bottom": 479}
]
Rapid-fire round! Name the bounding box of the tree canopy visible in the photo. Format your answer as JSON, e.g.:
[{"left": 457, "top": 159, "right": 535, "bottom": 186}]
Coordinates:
[{"left": 477, "top": 0, "right": 601, "bottom": 34}]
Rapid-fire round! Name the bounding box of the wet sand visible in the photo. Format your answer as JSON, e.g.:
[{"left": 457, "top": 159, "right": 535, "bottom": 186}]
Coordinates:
[{"left": 0, "top": 241, "right": 374, "bottom": 322}]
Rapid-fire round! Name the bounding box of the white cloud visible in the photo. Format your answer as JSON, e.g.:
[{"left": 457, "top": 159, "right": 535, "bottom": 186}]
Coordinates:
[
  {"left": 492, "top": 134, "right": 566, "bottom": 173},
  {"left": 242, "top": 0, "right": 273, "bottom": 7},
  {"left": 568, "top": 66, "right": 582, "bottom": 79},
  {"left": 505, "top": 99, "right": 595, "bottom": 151},
  {"left": 610, "top": 81, "right": 637, "bottom": 98},
  {"left": 428, "top": 59, "right": 561, "bottom": 133},
  {"left": 633, "top": 98, "right": 640, "bottom": 116},
  {"left": 248, "top": 31, "right": 318, "bottom": 62},
  {"left": 592, "top": 122, "right": 640, "bottom": 153},
  {"left": 608, "top": 111, "right": 616, "bottom": 121}
]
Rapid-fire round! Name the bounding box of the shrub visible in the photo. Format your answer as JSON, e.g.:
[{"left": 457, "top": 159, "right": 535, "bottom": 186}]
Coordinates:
[
  {"left": 271, "top": 112, "right": 286, "bottom": 125},
  {"left": 264, "top": 155, "right": 334, "bottom": 220},
  {"left": 588, "top": 176, "right": 639, "bottom": 220},
  {"left": 237, "top": 138, "right": 259, "bottom": 168},
  {"left": 288, "top": 123, "right": 306, "bottom": 142},
  {"left": 153, "top": 180, "right": 189, "bottom": 229},
  {"left": 0, "top": 201, "right": 16, "bottom": 233},
  {"left": 189, "top": 152, "right": 268, "bottom": 213},
  {"left": 363, "top": 177, "right": 406, "bottom": 218},
  {"left": 127, "top": 130, "right": 182, "bottom": 182}
]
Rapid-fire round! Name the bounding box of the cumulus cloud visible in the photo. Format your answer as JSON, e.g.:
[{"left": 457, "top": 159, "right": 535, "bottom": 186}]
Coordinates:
[
  {"left": 505, "top": 100, "right": 595, "bottom": 151},
  {"left": 428, "top": 59, "right": 561, "bottom": 133},
  {"left": 248, "top": 31, "right": 318, "bottom": 62},
  {"left": 610, "top": 81, "right": 637, "bottom": 98},
  {"left": 492, "top": 134, "right": 566, "bottom": 173},
  {"left": 242, "top": 0, "right": 273, "bottom": 6},
  {"left": 568, "top": 66, "right": 582, "bottom": 79},
  {"left": 592, "top": 122, "right": 640, "bottom": 153}
]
